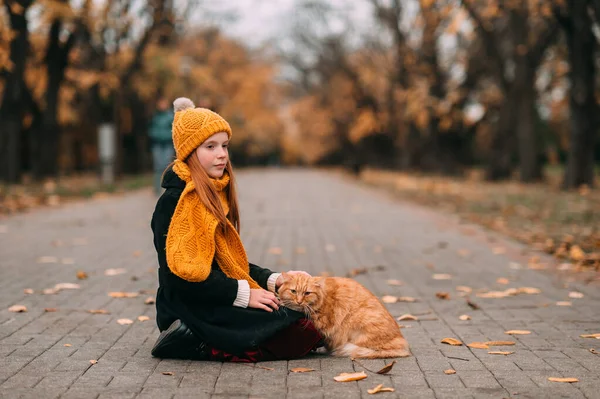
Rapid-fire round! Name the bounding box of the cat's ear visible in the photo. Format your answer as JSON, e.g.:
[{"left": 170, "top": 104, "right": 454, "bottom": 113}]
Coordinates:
[
  {"left": 312, "top": 276, "right": 325, "bottom": 288},
  {"left": 280, "top": 272, "right": 290, "bottom": 282}
]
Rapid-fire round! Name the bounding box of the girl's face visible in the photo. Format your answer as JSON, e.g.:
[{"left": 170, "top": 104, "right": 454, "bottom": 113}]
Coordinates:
[{"left": 195, "top": 132, "right": 229, "bottom": 178}]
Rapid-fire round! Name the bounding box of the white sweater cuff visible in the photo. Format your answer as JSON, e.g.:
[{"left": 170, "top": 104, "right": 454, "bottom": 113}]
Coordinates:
[
  {"left": 267, "top": 273, "right": 282, "bottom": 293},
  {"left": 233, "top": 280, "right": 250, "bottom": 308}
]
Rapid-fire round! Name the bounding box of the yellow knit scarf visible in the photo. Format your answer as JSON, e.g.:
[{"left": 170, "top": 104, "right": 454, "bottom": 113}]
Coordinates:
[{"left": 165, "top": 160, "right": 260, "bottom": 289}]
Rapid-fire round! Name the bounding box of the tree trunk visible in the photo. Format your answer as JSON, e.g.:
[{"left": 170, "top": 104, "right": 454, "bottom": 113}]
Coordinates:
[
  {"left": 486, "top": 97, "right": 517, "bottom": 181},
  {"left": 515, "top": 69, "right": 543, "bottom": 182},
  {"left": 562, "top": 0, "right": 598, "bottom": 189},
  {"left": 0, "top": 1, "right": 32, "bottom": 183}
]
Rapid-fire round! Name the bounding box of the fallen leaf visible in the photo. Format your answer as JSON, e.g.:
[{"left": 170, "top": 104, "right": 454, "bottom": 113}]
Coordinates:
[
  {"left": 367, "top": 384, "right": 395, "bottom": 394},
  {"left": 484, "top": 341, "right": 516, "bottom": 346},
  {"left": 290, "top": 367, "right": 315, "bottom": 373},
  {"left": 456, "top": 286, "right": 472, "bottom": 294},
  {"left": 23, "top": 288, "right": 34, "bottom": 294},
  {"left": 459, "top": 315, "right": 471, "bottom": 321},
  {"left": 467, "top": 342, "right": 489, "bottom": 349},
  {"left": 519, "top": 287, "right": 541, "bottom": 294},
  {"left": 556, "top": 301, "right": 572, "bottom": 306},
  {"left": 496, "top": 278, "right": 510, "bottom": 285},
  {"left": 348, "top": 267, "right": 368, "bottom": 277},
  {"left": 397, "top": 314, "right": 418, "bottom": 321},
  {"left": 441, "top": 338, "right": 463, "bottom": 346},
  {"left": 37, "top": 256, "right": 58, "bottom": 264},
  {"left": 444, "top": 369, "right": 456, "bottom": 375},
  {"left": 386, "top": 279, "right": 403, "bottom": 286},
  {"left": 88, "top": 309, "right": 110, "bottom": 314},
  {"left": 64, "top": 344, "right": 72, "bottom": 347},
  {"left": 579, "top": 333, "right": 600, "bottom": 338},
  {"left": 505, "top": 330, "right": 531, "bottom": 335},
  {"left": 570, "top": 245, "right": 586, "bottom": 261},
  {"left": 89, "top": 360, "right": 97, "bottom": 365},
  {"left": 144, "top": 297, "right": 156, "bottom": 305},
  {"left": 132, "top": 250, "right": 142, "bottom": 257},
  {"left": 397, "top": 296, "right": 417, "bottom": 302},
  {"left": 433, "top": 273, "right": 452, "bottom": 280},
  {"left": 8, "top": 305, "right": 27, "bottom": 313},
  {"left": 492, "top": 247, "right": 506, "bottom": 255},
  {"left": 334, "top": 371, "right": 368, "bottom": 382},
  {"left": 43, "top": 288, "right": 59, "bottom": 295},
  {"left": 488, "top": 351, "right": 514, "bottom": 355},
  {"left": 569, "top": 291, "right": 584, "bottom": 299},
  {"left": 76, "top": 271, "right": 88, "bottom": 280},
  {"left": 161, "top": 372, "right": 174, "bottom": 376},
  {"left": 61, "top": 258, "right": 75, "bottom": 265},
  {"left": 137, "top": 316, "right": 150, "bottom": 322},
  {"left": 589, "top": 349, "right": 598, "bottom": 354},
  {"left": 477, "top": 291, "right": 509, "bottom": 298},
  {"left": 467, "top": 299, "right": 480, "bottom": 310},
  {"left": 109, "top": 292, "right": 139, "bottom": 298},
  {"left": 436, "top": 292, "right": 450, "bottom": 300},
  {"left": 54, "top": 283, "right": 80, "bottom": 290},
  {"left": 548, "top": 377, "right": 578, "bottom": 383},
  {"left": 117, "top": 318, "right": 133, "bottom": 325},
  {"left": 104, "top": 268, "right": 127, "bottom": 276},
  {"left": 376, "top": 360, "right": 396, "bottom": 374},
  {"left": 381, "top": 295, "right": 398, "bottom": 304},
  {"left": 44, "top": 308, "right": 58, "bottom": 312}
]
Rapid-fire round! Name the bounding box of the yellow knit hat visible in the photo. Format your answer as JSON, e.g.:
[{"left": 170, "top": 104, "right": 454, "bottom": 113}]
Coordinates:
[{"left": 172, "top": 97, "right": 232, "bottom": 161}]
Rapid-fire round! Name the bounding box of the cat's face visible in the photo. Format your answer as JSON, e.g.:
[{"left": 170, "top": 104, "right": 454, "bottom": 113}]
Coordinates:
[{"left": 278, "top": 273, "right": 324, "bottom": 314}]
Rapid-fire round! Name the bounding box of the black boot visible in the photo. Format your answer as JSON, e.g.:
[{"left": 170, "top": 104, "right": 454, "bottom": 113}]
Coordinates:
[{"left": 151, "top": 319, "right": 209, "bottom": 360}]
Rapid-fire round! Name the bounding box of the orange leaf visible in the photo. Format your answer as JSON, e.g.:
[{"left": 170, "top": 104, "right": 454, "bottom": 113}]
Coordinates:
[
  {"left": 367, "top": 384, "right": 395, "bottom": 394},
  {"left": 381, "top": 295, "right": 398, "bottom": 304},
  {"left": 467, "top": 342, "right": 489, "bottom": 349},
  {"left": 488, "top": 351, "right": 514, "bottom": 355},
  {"left": 109, "top": 292, "right": 139, "bottom": 298},
  {"left": 333, "top": 371, "right": 368, "bottom": 382},
  {"left": 459, "top": 315, "right": 471, "bottom": 321},
  {"left": 432, "top": 273, "right": 452, "bottom": 280},
  {"left": 8, "top": 305, "right": 27, "bottom": 313},
  {"left": 386, "top": 279, "right": 403, "bottom": 286},
  {"left": 548, "top": 377, "right": 578, "bottom": 383},
  {"left": 88, "top": 309, "right": 110, "bottom": 314},
  {"left": 444, "top": 369, "right": 456, "bottom": 375},
  {"left": 144, "top": 297, "right": 156, "bottom": 304},
  {"left": 117, "top": 318, "right": 133, "bottom": 325},
  {"left": 579, "top": 333, "right": 600, "bottom": 338},
  {"left": 376, "top": 360, "right": 396, "bottom": 374},
  {"left": 441, "top": 338, "right": 463, "bottom": 346},
  {"left": 76, "top": 271, "right": 88, "bottom": 280},
  {"left": 484, "top": 341, "right": 515, "bottom": 346},
  {"left": 137, "top": 316, "right": 150, "bottom": 322},
  {"left": 436, "top": 292, "right": 450, "bottom": 300},
  {"left": 397, "top": 314, "right": 418, "bottom": 321},
  {"left": 290, "top": 368, "right": 315, "bottom": 373},
  {"left": 505, "top": 330, "right": 531, "bottom": 335},
  {"left": 89, "top": 360, "right": 98, "bottom": 365}
]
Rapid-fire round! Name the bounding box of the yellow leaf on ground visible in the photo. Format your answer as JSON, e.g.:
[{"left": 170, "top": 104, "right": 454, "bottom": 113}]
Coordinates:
[
  {"left": 556, "top": 301, "right": 572, "bottom": 306},
  {"left": 8, "top": 305, "right": 27, "bottom": 313},
  {"left": 496, "top": 278, "right": 510, "bottom": 285},
  {"left": 333, "top": 371, "right": 368, "bottom": 382},
  {"left": 456, "top": 286, "right": 472, "bottom": 294},
  {"left": 290, "top": 368, "right": 315, "bottom": 373},
  {"left": 467, "top": 342, "right": 489, "bottom": 349},
  {"left": 441, "top": 338, "right": 463, "bottom": 346},
  {"left": 488, "top": 351, "right": 514, "bottom": 355},
  {"left": 137, "top": 316, "right": 150, "bottom": 322},
  {"left": 397, "top": 296, "right": 417, "bottom": 302},
  {"left": 444, "top": 369, "right": 456, "bottom": 374},
  {"left": 484, "top": 341, "right": 516, "bottom": 346},
  {"left": 569, "top": 291, "right": 584, "bottom": 299},
  {"left": 397, "top": 314, "right": 418, "bottom": 321},
  {"left": 23, "top": 289, "right": 34, "bottom": 294},
  {"left": 105, "top": 268, "right": 127, "bottom": 276},
  {"left": 376, "top": 360, "right": 396, "bottom": 374},
  {"left": 367, "top": 384, "right": 395, "bottom": 394},
  {"left": 381, "top": 295, "right": 398, "bottom": 304},
  {"left": 54, "top": 283, "right": 80, "bottom": 290},
  {"left": 88, "top": 309, "right": 110, "bottom": 314},
  {"left": 436, "top": 292, "right": 450, "bottom": 299},
  {"left": 579, "top": 333, "right": 600, "bottom": 338},
  {"left": 109, "top": 292, "right": 139, "bottom": 298},
  {"left": 64, "top": 344, "right": 72, "bottom": 347},
  {"left": 459, "top": 315, "right": 471, "bottom": 321},
  {"left": 433, "top": 273, "right": 452, "bottom": 280},
  {"left": 386, "top": 279, "right": 403, "bottom": 286},
  {"left": 505, "top": 330, "right": 531, "bottom": 335},
  {"left": 90, "top": 360, "right": 97, "bottom": 365},
  {"left": 144, "top": 297, "right": 156, "bottom": 305},
  {"left": 548, "top": 377, "right": 578, "bottom": 383},
  {"left": 117, "top": 318, "right": 133, "bottom": 325},
  {"left": 570, "top": 245, "right": 586, "bottom": 261},
  {"left": 76, "top": 271, "right": 88, "bottom": 280}
]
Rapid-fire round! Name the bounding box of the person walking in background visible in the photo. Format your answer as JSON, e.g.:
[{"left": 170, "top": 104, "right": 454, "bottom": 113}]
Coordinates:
[{"left": 149, "top": 97, "right": 175, "bottom": 195}]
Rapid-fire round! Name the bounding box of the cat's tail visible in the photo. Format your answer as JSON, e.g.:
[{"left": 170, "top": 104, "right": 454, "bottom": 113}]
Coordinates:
[{"left": 337, "top": 338, "right": 411, "bottom": 359}]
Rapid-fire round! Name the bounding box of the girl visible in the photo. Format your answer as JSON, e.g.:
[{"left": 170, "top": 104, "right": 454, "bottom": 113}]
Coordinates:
[{"left": 150, "top": 98, "right": 322, "bottom": 362}]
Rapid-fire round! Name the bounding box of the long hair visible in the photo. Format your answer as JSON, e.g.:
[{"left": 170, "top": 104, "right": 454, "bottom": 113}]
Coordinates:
[{"left": 186, "top": 155, "right": 241, "bottom": 233}]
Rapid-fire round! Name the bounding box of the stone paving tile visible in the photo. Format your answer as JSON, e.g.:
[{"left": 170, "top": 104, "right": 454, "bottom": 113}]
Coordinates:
[{"left": 1, "top": 169, "right": 599, "bottom": 398}]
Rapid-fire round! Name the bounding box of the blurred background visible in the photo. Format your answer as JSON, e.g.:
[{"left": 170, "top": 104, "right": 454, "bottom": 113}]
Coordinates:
[{"left": 0, "top": 0, "right": 599, "bottom": 193}]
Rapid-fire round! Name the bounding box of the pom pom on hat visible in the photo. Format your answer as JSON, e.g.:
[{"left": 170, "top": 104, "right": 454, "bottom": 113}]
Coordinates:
[{"left": 173, "top": 97, "right": 195, "bottom": 112}]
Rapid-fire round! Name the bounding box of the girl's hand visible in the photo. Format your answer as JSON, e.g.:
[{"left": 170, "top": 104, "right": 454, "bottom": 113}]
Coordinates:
[
  {"left": 249, "top": 289, "right": 280, "bottom": 312},
  {"left": 276, "top": 270, "right": 312, "bottom": 289}
]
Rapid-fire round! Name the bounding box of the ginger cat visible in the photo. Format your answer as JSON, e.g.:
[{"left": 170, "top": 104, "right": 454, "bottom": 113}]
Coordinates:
[{"left": 278, "top": 273, "right": 410, "bottom": 359}]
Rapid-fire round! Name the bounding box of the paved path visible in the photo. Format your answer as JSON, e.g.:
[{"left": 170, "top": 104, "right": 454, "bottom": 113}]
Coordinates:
[{"left": 0, "top": 169, "right": 599, "bottom": 399}]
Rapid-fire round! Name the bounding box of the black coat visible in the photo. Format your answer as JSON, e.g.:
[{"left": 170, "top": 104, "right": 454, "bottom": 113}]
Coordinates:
[{"left": 151, "top": 167, "right": 303, "bottom": 355}]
